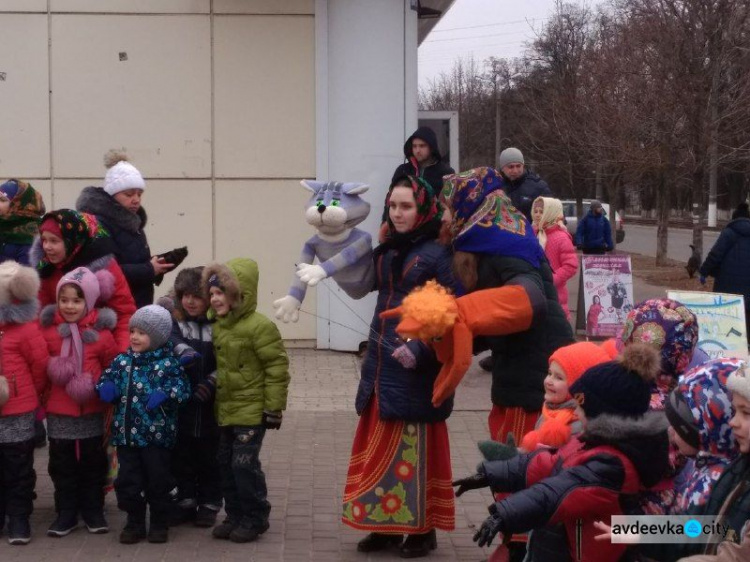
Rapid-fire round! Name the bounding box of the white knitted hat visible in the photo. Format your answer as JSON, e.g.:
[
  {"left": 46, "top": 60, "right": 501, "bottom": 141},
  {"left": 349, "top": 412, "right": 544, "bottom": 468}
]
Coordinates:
[
  {"left": 103, "top": 150, "right": 145, "bottom": 196},
  {"left": 727, "top": 362, "right": 750, "bottom": 402}
]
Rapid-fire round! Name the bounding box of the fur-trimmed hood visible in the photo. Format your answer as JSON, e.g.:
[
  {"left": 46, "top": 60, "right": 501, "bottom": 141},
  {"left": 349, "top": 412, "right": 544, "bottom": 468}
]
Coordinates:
[
  {"left": 0, "top": 261, "right": 40, "bottom": 325},
  {"left": 202, "top": 259, "right": 258, "bottom": 323},
  {"left": 39, "top": 303, "right": 117, "bottom": 342},
  {"left": 76, "top": 186, "right": 147, "bottom": 234},
  {"left": 581, "top": 411, "right": 671, "bottom": 488},
  {"left": 0, "top": 299, "right": 39, "bottom": 325}
]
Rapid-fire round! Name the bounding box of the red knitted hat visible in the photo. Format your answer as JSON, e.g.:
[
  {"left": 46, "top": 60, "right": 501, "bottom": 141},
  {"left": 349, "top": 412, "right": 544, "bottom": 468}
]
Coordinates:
[{"left": 549, "top": 342, "right": 612, "bottom": 388}]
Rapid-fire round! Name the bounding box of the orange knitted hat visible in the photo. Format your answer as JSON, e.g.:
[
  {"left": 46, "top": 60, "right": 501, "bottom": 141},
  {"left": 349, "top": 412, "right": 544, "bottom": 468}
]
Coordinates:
[
  {"left": 600, "top": 338, "right": 621, "bottom": 360},
  {"left": 549, "top": 342, "right": 612, "bottom": 388}
]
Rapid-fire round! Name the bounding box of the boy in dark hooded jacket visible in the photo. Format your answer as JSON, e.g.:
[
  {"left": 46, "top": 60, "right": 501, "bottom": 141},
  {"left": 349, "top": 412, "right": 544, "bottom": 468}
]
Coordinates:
[
  {"left": 392, "top": 126, "right": 455, "bottom": 194},
  {"left": 166, "top": 267, "right": 222, "bottom": 528}
]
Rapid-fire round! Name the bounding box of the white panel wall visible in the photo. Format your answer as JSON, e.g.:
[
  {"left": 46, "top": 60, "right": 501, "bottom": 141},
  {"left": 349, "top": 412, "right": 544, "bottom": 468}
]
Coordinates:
[
  {"left": 49, "top": 1, "right": 209, "bottom": 13},
  {"left": 315, "top": 0, "right": 418, "bottom": 350},
  {"left": 214, "top": 180, "right": 315, "bottom": 340},
  {"left": 0, "top": 14, "right": 50, "bottom": 178},
  {"left": 0, "top": 4, "right": 317, "bottom": 343},
  {"left": 214, "top": 15, "right": 315, "bottom": 178},
  {"left": 51, "top": 15, "right": 212, "bottom": 178},
  {"left": 214, "top": 0, "right": 313, "bottom": 14}
]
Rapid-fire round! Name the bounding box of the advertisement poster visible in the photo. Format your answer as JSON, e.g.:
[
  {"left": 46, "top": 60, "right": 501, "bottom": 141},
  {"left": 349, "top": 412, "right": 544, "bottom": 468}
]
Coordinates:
[
  {"left": 582, "top": 254, "right": 634, "bottom": 337},
  {"left": 667, "top": 290, "right": 748, "bottom": 360}
]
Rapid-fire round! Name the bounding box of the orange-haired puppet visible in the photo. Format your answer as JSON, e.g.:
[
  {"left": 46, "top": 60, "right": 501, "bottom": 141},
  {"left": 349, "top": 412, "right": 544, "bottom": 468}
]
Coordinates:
[{"left": 380, "top": 279, "right": 539, "bottom": 407}]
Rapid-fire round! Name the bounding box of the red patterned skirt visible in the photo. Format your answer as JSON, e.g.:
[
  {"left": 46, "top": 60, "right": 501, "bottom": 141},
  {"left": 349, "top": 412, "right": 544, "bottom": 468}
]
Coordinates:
[
  {"left": 342, "top": 398, "right": 455, "bottom": 533},
  {"left": 488, "top": 404, "right": 540, "bottom": 444},
  {"left": 488, "top": 404, "right": 540, "bottom": 546}
]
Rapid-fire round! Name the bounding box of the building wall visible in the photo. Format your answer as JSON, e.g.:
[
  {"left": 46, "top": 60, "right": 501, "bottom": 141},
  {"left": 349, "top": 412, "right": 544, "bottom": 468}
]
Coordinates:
[
  {"left": 0, "top": 1, "right": 317, "bottom": 340},
  {"left": 315, "top": 0, "right": 418, "bottom": 350}
]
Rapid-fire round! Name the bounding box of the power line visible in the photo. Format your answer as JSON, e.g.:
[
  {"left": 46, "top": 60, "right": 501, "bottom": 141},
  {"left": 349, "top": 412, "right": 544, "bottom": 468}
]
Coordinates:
[
  {"left": 424, "top": 30, "right": 531, "bottom": 43},
  {"left": 428, "top": 17, "right": 544, "bottom": 33}
]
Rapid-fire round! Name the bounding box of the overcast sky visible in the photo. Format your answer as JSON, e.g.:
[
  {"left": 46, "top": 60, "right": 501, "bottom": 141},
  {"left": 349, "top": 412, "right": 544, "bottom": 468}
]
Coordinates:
[{"left": 418, "top": 0, "right": 577, "bottom": 88}]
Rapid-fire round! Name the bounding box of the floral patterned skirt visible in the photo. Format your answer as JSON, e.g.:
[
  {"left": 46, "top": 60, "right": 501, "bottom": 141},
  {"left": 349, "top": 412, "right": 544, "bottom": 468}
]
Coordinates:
[{"left": 342, "top": 398, "right": 455, "bottom": 533}]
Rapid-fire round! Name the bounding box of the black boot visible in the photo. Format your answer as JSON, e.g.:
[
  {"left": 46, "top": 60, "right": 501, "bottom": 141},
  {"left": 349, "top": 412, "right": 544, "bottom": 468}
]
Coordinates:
[
  {"left": 7, "top": 516, "right": 31, "bottom": 545},
  {"left": 148, "top": 510, "right": 169, "bottom": 543},
  {"left": 81, "top": 509, "right": 109, "bottom": 534},
  {"left": 400, "top": 530, "right": 437, "bottom": 558},
  {"left": 212, "top": 517, "right": 239, "bottom": 540},
  {"left": 357, "top": 532, "right": 403, "bottom": 552},
  {"left": 119, "top": 514, "right": 147, "bottom": 544},
  {"left": 229, "top": 517, "right": 269, "bottom": 543},
  {"left": 47, "top": 510, "right": 78, "bottom": 537},
  {"left": 194, "top": 505, "right": 219, "bottom": 528}
]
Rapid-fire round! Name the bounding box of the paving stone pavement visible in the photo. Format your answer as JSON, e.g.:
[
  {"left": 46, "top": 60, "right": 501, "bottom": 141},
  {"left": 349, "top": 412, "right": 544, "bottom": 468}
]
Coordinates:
[{"left": 0, "top": 349, "right": 498, "bottom": 561}]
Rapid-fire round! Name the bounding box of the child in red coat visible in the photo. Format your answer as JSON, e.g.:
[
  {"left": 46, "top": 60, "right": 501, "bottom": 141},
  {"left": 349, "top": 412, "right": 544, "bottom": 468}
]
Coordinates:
[
  {"left": 39, "top": 266, "right": 120, "bottom": 537},
  {"left": 0, "top": 261, "right": 49, "bottom": 545},
  {"left": 31, "top": 209, "right": 136, "bottom": 350}
]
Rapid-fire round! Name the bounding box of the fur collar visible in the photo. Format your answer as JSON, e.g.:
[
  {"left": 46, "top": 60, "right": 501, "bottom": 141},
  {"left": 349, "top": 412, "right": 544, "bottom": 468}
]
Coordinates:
[
  {"left": 0, "top": 299, "right": 40, "bottom": 325},
  {"left": 40, "top": 304, "right": 117, "bottom": 339},
  {"left": 583, "top": 411, "right": 668, "bottom": 442},
  {"left": 77, "top": 186, "right": 148, "bottom": 234},
  {"left": 582, "top": 411, "right": 670, "bottom": 488}
]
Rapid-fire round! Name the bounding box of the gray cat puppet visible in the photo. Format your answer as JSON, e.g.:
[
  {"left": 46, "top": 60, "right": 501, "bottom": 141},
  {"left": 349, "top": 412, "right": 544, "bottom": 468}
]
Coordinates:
[{"left": 273, "top": 180, "right": 375, "bottom": 323}]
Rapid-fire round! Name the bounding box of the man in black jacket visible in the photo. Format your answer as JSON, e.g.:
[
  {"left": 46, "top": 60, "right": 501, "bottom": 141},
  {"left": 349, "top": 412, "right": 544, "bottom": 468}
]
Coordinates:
[
  {"left": 392, "top": 126, "right": 455, "bottom": 194},
  {"left": 497, "top": 147, "right": 552, "bottom": 222}
]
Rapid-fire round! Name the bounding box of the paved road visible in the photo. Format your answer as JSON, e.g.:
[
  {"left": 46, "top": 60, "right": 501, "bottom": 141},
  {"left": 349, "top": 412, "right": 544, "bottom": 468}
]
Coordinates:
[{"left": 618, "top": 223, "right": 719, "bottom": 263}]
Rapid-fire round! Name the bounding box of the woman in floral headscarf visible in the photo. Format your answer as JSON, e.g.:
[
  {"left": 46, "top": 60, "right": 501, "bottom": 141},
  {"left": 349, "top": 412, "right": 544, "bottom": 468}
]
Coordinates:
[
  {"left": 440, "top": 167, "right": 574, "bottom": 562},
  {"left": 0, "top": 179, "right": 46, "bottom": 265},
  {"left": 341, "top": 175, "right": 457, "bottom": 558},
  {"left": 30, "top": 209, "right": 135, "bottom": 350}
]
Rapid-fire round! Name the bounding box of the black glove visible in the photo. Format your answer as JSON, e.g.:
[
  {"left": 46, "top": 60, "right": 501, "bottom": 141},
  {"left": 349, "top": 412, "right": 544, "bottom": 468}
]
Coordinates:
[
  {"left": 473, "top": 506, "right": 504, "bottom": 547},
  {"left": 262, "top": 410, "right": 282, "bottom": 430},
  {"left": 452, "top": 471, "right": 489, "bottom": 497},
  {"left": 154, "top": 246, "right": 188, "bottom": 286}
]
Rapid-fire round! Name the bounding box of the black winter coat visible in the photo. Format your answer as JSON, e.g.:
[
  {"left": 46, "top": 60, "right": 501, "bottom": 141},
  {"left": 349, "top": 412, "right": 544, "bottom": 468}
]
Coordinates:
[
  {"left": 700, "top": 218, "right": 750, "bottom": 338},
  {"left": 477, "top": 255, "right": 574, "bottom": 412},
  {"left": 501, "top": 171, "right": 552, "bottom": 222},
  {"left": 355, "top": 238, "right": 457, "bottom": 423},
  {"left": 77, "top": 186, "right": 155, "bottom": 308},
  {"left": 168, "top": 312, "right": 218, "bottom": 439}
]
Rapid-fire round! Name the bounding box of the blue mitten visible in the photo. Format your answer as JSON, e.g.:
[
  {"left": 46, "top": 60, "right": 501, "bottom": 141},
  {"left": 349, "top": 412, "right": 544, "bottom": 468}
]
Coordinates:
[
  {"left": 699, "top": 275, "right": 707, "bottom": 285},
  {"left": 146, "top": 390, "right": 168, "bottom": 411},
  {"left": 179, "top": 349, "right": 201, "bottom": 367},
  {"left": 97, "top": 381, "right": 119, "bottom": 404}
]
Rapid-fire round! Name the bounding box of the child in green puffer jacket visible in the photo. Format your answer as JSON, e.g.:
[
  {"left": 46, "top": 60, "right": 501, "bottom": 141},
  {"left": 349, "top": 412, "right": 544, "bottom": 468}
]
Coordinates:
[{"left": 202, "top": 258, "right": 290, "bottom": 544}]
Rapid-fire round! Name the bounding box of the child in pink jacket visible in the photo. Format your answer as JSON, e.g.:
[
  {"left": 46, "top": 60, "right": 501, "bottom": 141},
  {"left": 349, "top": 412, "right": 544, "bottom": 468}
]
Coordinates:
[{"left": 532, "top": 197, "right": 578, "bottom": 319}]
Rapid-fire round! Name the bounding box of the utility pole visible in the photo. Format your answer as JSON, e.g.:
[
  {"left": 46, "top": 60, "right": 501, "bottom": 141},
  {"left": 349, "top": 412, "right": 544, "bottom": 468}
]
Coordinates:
[
  {"left": 595, "top": 163, "right": 603, "bottom": 200},
  {"left": 494, "top": 63, "right": 502, "bottom": 168},
  {"left": 708, "top": 64, "right": 719, "bottom": 227}
]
